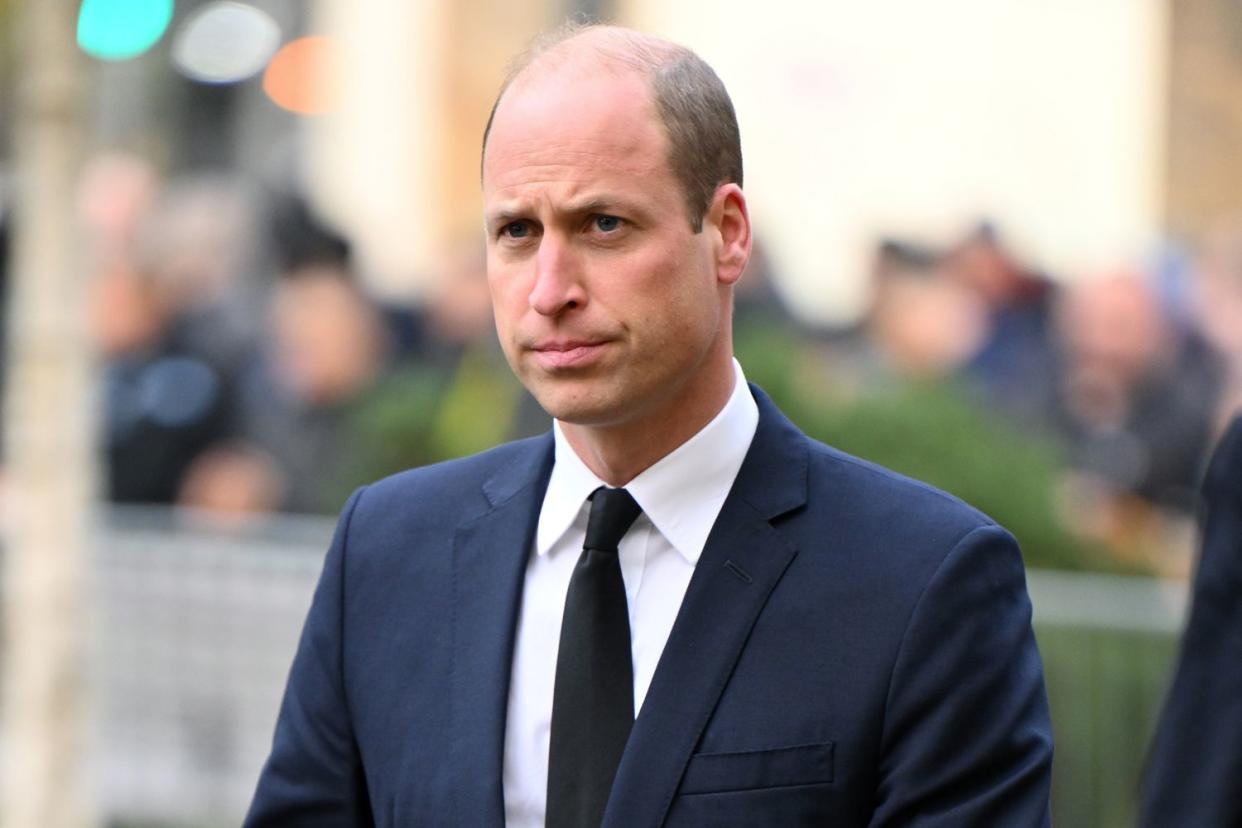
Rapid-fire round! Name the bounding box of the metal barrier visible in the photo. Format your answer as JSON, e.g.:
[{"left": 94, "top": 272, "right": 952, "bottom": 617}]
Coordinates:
[
  {"left": 87, "top": 507, "right": 335, "bottom": 827},
  {"left": 1028, "top": 570, "right": 1186, "bottom": 828},
  {"left": 26, "top": 509, "right": 1188, "bottom": 826}
]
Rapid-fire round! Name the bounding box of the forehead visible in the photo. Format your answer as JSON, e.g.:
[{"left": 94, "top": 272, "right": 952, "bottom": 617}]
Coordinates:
[{"left": 483, "top": 64, "right": 671, "bottom": 197}]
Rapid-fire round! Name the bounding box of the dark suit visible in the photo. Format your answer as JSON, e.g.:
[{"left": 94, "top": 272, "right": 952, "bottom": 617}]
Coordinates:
[
  {"left": 1140, "top": 414, "right": 1242, "bottom": 827},
  {"left": 246, "top": 387, "right": 1052, "bottom": 826}
]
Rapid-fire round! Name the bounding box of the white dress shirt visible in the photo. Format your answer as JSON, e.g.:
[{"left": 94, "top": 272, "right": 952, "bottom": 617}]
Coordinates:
[{"left": 502, "top": 360, "right": 759, "bottom": 827}]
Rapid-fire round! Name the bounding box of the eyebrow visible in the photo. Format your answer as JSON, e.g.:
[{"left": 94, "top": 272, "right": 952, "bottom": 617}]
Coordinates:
[
  {"left": 484, "top": 207, "right": 527, "bottom": 227},
  {"left": 564, "top": 197, "right": 624, "bottom": 215},
  {"left": 566, "top": 195, "right": 653, "bottom": 218},
  {"left": 485, "top": 196, "right": 646, "bottom": 226}
]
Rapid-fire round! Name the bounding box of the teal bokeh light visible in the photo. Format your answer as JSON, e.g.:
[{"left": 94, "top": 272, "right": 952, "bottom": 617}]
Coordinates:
[{"left": 77, "top": 0, "right": 174, "bottom": 61}]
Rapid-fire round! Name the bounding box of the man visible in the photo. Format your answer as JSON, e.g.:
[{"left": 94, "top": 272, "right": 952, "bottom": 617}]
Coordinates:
[
  {"left": 246, "top": 24, "right": 1052, "bottom": 826},
  {"left": 1139, "top": 413, "right": 1242, "bottom": 826}
]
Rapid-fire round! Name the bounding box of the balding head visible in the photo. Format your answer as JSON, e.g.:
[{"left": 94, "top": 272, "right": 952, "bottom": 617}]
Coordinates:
[
  {"left": 481, "top": 24, "right": 742, "bottom": 232},
  {"left": 1059, "top": 271, "right": 1171, "bottom": 389}
]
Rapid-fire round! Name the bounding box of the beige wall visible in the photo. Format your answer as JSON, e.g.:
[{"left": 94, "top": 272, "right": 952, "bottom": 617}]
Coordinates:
[
  {"left": 306, "top": 0, "right": 558, "bottom": 297},
  {"left": 626, "top": 0, "right": 1167, "bottom": 322}
]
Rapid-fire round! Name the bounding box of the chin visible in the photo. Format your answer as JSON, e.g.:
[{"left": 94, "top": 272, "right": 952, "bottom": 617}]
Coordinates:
[
  {"left": 530, "top": 384, "right": 625, "bottom": 427},
  {"left": 539, "top": 399, "right": 616, "bottom": 426}
]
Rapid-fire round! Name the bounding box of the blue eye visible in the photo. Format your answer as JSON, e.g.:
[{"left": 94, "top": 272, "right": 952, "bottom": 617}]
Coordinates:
[
  {"left": 503, "top": 221, "right": 529, "bottom": 238},
  {"left": 594, "top": 215, "right": 620, "bottom": 232}
]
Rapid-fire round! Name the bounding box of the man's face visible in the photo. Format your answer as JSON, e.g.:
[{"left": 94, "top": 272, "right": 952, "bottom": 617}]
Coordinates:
[{"left": 482, "top": 65, "right": 730, "bottom": 432}]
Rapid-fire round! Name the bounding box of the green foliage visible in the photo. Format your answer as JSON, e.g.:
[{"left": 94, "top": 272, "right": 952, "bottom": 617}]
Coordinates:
[
  {"left": 328, "top": 345, "right": 527, "bottom": 509},
  {"left": 429, "top": 345, "right": 523, "bottom": 461},
  {"left": 345, "top": 368, "right": 446, "bottom": 473},
  {"left": 804, "top": 382, "right": 1117, "bottom": 571},
  {"left": 735, "top": 323, "right": 1132, "bottom": 573}
]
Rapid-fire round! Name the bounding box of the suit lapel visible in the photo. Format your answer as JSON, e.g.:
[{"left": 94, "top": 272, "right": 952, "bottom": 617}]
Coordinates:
[
  {"left": 447, "top": 436, "right": 553, "bottom": 828},
  {"left": 604, "top": 388, "right": 810, "bottom": 827}
]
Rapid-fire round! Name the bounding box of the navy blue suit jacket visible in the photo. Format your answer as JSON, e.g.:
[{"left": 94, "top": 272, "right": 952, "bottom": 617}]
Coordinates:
[
  {"left": 246, "top": 387, "right": 1052, "bottom": 826},
  {"left": 1140, "top": 414, "right": 1242, "bottom": 826}
]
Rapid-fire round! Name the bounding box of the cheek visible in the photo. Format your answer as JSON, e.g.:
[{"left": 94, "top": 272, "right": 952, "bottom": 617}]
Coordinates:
[
  {"left": 624, "top": 266, "right": 721, "bottom": 361},
  {"left": 660, "top": 250, "right": 721, "bottom": 327}
]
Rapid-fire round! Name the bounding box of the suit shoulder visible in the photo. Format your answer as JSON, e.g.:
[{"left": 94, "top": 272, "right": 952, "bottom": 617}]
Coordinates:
[
  {"left": 346, "top": 433, "right": 551, "bottom": 528},
  {"left": 782, "top": 434, "right": 1026, "bottom": 634},
  {"left": 803, "top": 435, "right": 1000, "bottom": 541}
]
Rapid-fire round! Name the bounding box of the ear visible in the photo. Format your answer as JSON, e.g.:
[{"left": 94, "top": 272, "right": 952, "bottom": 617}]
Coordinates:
[{"left": 705, "top": 183, "right": 751, "bottom": 286}]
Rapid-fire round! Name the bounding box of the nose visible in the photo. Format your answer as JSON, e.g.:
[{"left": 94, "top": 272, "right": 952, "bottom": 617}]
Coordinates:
[{"left": 528, "top": 235, "right": 585, "bottom": 317}]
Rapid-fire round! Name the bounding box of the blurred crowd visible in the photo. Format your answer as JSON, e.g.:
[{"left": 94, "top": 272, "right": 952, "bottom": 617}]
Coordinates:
[
  {"left": 801, "top": 221, "right": 1240, "bottom": 572},
  {"left": 71, "top": 152, "right": 547, "bottom": 520},
  {"left": 4, "top": 151, "right": 1242, "bottom": 573}
]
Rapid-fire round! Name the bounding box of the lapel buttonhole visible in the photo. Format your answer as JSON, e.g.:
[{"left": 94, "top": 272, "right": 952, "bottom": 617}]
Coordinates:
[{"left": 723, "top": 559, "right": 753, "bottom": 584}]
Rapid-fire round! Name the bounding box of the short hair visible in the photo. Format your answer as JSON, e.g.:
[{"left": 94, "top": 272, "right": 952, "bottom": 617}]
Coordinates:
[{"left": 481, "top": 24, "right": 743, "bottom": 233}]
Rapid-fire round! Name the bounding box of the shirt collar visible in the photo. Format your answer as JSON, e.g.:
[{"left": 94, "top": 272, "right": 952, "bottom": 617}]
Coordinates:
[{"left": 535, "top": 359, "right": 759, "bottom": 564}]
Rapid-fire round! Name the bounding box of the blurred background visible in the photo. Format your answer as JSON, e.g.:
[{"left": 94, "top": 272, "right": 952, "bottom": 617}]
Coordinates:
[{"left": 2, "top": 0, "right": 1241, "bottom": 825}]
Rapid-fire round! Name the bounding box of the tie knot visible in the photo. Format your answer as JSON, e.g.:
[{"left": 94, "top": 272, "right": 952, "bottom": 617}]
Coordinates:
[{"left": 584, "top": 487, "right": 642, "bottom": 552}]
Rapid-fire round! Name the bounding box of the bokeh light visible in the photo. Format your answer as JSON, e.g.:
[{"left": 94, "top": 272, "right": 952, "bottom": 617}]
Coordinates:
[
  {"left": 172, "top": 2, "right": 282, "bottom": 84},
  {"left": 262, "top": 36, "right": 340, "bottom": 115},
  {"left": 77, "top": 0, "right": 174, "bottom": 61}
]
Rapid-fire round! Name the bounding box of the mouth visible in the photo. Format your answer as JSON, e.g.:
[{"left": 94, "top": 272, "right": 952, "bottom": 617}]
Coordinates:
[{"left": 528, "top": 339, "right": 611, "bottom": 370}]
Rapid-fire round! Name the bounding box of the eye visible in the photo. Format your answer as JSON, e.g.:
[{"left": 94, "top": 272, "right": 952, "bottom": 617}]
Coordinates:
[
  {"left": 501, "top": 220, "right": 531, "bottom": 239},
  {"left": 593, "top": 215, "right": 621, "bottom": 233}
]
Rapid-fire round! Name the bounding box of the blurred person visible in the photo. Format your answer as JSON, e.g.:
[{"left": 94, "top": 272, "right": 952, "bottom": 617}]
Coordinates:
[
  {"left": 228, "top": 208, "right": 536, "bottom": 517},
  {"left": 77, "top": 152, "right": 160, "bottom": 279},
  {"left": 176, "top": 440, "right": 285, "bottom": 520},
  {"left": 232, "top": 256, "right": 389, "bottom": 515},
  {"left": 865, "top": 240, "right": 988, "bottom": 382},
  {"left": 1139, "top": 412, "right": 1242, "bottom": 826},
  {"left": 1051, "top": 270, "right": 1219, "bottom": 517},
  {"left": 247, "top": 23, "right": 1051, "bottom": 826},
  {"left": 192, "top": 195, "right": 450, "bottom": 519},
  {"left": 941, "top": 221, "right": 1059, "bottom": 417},
  {"left": 132, "top": 174, "right": 264, "bottom": 371},
  {"left": 819, "top": 239, "right": 987, "bottom": 396},
  {"left": 78, "top": 152, "right": 162, "bottom": 360},
  {"left": 268, "top": 262, "right": 385, "bottom": 408},
  {"left": 82, "top": 161, "right": 248, "bottom": 505},
  {"left": 92, "top": 258, "right": 242, "bottom": 505},
  {"left": 269, "top": 193, "right": 429, "bottom": 363}
]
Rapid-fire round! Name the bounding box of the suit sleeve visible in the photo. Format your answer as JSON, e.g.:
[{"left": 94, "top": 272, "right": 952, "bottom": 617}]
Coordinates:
[
  {"left": 244, "top": 487, "right": 375, "bottom": 827},
  {"left": 870, "top": 524, "right": 1053, "bottom": 827}
]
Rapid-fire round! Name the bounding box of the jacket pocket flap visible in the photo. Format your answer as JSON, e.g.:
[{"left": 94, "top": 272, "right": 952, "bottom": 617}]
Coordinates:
[{"left": 680, "top": 741, "right": 834, "bottom": 794}]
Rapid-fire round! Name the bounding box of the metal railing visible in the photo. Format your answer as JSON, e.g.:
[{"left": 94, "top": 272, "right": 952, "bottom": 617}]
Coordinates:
[
  {"left": 85, "top": 507, "right": 335, "bottom": 827},
  {"left": 1028, "top": 570, "right": 1186, "bottom": 828}
]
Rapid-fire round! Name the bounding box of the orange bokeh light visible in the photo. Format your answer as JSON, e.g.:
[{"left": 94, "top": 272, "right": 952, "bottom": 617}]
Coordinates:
[{"left": 262, "top": 36, "right": 340, "bottom": 115}]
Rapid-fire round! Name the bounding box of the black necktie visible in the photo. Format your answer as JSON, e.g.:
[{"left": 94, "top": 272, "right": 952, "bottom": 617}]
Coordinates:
[{"left": 546, "top": 486, "right": 643, "bottom": 828}]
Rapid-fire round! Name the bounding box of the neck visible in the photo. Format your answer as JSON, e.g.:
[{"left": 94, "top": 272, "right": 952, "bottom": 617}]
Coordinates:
[{"left": 560, "top": 355, "right": 737, "bottom": 486}]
